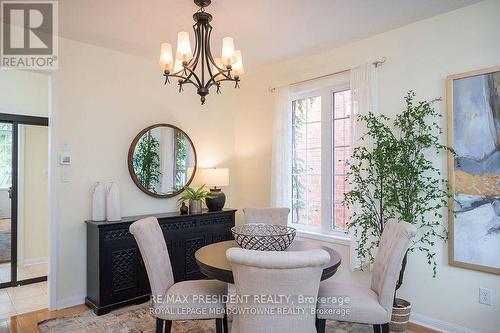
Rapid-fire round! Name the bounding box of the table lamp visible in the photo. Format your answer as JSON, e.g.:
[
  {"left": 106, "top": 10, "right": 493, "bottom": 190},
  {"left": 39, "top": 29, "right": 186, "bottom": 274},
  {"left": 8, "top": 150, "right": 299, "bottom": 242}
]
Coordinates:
[{"left": 203, "top": 168, "right": 229, "bottom": 211}]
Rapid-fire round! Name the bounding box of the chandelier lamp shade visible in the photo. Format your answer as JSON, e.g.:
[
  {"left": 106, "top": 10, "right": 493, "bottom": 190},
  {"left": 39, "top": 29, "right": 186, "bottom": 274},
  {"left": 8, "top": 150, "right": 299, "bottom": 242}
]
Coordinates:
[{"left": 159, "top": 0, "right": 244, "bottom": 105}]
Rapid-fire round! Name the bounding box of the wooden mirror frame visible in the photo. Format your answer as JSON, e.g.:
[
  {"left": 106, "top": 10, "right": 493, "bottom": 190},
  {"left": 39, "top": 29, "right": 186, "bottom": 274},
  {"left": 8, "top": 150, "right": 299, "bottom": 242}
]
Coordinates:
[{"left": 127, "top": 124, "right": 197, "bottom": 198}]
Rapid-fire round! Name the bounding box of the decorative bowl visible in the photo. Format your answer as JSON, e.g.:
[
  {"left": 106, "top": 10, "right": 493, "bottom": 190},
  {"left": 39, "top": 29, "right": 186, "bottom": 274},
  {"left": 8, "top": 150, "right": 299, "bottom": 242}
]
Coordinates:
[{"left": 231, "top": 224, "right": 296, "bottom": 251}]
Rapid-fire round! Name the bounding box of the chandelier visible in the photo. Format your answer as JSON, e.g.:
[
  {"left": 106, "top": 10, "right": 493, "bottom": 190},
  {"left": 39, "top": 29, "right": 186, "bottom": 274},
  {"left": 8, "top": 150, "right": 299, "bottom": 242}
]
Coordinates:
[{"left": 159, "top": 0, "right": 244, "bottom": 105}]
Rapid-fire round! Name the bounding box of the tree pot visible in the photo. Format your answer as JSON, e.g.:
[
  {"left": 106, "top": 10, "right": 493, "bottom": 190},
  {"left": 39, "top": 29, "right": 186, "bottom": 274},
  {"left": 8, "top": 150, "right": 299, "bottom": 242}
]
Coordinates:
[
  {"left": 389, "top": 298, "right": 411, "bottom": 332},
  {"left": 189, "top": 199, "right": 202, "bottom": 214}
]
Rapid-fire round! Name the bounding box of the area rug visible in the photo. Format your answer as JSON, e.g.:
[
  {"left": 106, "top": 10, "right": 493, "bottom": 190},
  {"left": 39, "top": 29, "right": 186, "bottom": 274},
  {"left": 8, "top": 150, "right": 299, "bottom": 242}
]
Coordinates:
[
  {"left": 0, "top": 219, "right": 11, "bottom": 263},
  {"left": 38, "top": 303, "right": 373, "bottom": 332}
]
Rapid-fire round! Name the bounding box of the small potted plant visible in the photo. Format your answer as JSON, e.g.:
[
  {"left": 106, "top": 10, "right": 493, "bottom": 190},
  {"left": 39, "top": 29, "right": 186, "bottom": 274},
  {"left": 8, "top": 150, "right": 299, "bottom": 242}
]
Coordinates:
[{"left": 177, "top": 185, "right": 213, "bottom": 214}]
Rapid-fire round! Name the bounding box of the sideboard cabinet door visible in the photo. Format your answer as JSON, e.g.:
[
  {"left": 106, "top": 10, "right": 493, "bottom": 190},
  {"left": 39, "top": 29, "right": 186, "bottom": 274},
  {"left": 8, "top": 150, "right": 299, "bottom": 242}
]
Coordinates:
[{"left": 101, "top": 228, "right": 144, "bottom": 306}]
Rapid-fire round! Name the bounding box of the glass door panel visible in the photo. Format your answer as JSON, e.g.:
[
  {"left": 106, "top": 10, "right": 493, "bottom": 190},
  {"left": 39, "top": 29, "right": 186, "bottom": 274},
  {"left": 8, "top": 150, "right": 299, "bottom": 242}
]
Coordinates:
[
  {"left": 16, "top": 124, "right": 48, "bottom": 281},
  {"left": 0, "top": 123, "right": 12, "bottom": 283},
  {"left": 0, "top": 123, "right": 12, "bottom": 286}
]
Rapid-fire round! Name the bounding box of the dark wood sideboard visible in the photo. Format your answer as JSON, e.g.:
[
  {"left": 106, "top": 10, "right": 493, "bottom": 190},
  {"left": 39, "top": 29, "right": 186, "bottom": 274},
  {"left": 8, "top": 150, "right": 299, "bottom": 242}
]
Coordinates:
[{"left": 85, "top": 209, "right": 236, "bottom": 315}]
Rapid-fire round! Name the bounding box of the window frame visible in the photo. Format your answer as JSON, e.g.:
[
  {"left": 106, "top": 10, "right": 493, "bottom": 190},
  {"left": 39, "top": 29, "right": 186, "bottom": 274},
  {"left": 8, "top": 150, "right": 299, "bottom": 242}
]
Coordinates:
[{"left": 289, "top": 74, "right": 350, "bottom": 239}]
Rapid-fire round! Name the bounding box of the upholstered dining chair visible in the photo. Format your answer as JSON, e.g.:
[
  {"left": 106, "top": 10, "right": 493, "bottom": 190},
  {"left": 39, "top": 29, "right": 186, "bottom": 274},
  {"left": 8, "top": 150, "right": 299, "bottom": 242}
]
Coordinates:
[
  {"left": 243, "top": 207, "right": 290, "bottom": 225},
  {"left": 226, "top": 247, "right": 330, "bottom": 333},
  {"left": 130, "top": 217, "right": 228, "bottom": 333},
  {"left": 315, "top": 219, "right": 417, "bottom": 333}
]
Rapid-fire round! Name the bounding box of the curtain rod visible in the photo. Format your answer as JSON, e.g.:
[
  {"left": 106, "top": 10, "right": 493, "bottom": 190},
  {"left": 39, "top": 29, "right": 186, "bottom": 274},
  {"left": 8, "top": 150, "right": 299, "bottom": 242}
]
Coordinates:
[{"left": 268, "top": 56, "right": 386, "bottom": 92}]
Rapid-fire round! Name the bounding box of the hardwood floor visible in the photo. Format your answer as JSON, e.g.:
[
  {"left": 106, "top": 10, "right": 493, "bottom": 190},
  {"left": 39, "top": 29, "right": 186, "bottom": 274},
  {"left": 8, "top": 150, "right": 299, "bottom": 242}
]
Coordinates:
[
  {"left": 0, "top": 304, "right": 437, "bottom": 333},
  {"left": 408, "top": 322, "right": 439, "bottom": 333},
  {"left": 0, "top": 304, "right": 89, "bottom": 333}
]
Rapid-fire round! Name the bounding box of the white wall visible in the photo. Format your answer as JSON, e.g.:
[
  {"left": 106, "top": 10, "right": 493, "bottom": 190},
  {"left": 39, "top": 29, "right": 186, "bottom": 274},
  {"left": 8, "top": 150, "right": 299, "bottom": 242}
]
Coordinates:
[
  {"left": 51, "top": 37, "right": 240, "bottom": 306},
  {"left": 0, "top": 70, "right": 49, "bottom": 117},
  {"left": 234, "top": 1, "right": 500, "bottom": 332}
]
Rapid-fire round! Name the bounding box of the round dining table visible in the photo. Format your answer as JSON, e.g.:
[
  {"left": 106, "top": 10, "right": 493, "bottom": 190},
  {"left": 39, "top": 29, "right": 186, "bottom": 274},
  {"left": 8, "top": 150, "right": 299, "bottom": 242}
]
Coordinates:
[{"left": 195, "top": 240, "right": 342, "bottom": 283}]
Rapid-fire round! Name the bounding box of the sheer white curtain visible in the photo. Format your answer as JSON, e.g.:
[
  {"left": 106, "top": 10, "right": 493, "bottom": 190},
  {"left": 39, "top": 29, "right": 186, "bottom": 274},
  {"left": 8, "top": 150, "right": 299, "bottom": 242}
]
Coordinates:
[
  {"left": 270, "top": 87, "right": 292, "bottom": 210},
  {"left": 349, "top": 63, "right": 378, "bottom": 271}
]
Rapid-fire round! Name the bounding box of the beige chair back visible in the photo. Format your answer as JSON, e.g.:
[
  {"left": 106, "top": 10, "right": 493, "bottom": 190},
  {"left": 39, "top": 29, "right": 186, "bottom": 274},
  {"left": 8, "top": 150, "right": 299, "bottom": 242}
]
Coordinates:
[
  {"left": 227, "top": 248, "right": 329, "bottom": 333},
  {"left": 129, "top": 217, "right": 175, "bottom": 304},
  {"left": 370, "top": 219, "right": 417, "bottom": 315},
  {"left": 243, "top": 207, "right": 290, "bottom": 225}
]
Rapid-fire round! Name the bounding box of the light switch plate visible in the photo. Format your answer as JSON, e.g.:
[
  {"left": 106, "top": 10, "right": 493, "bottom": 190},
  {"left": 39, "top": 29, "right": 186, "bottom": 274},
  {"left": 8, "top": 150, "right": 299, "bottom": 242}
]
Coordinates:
[{"left": 61, "top": 170, "right": 71, "bottom": 183}]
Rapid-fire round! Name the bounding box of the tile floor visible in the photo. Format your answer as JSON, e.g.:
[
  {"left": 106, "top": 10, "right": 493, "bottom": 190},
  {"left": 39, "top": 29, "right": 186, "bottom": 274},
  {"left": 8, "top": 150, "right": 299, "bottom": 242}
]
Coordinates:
[
  {"left": 0, "top": 281, "right": 47, "bottom": 319},
  {"left": 0, "top": 263, "right": 47, "bottom": 283}
]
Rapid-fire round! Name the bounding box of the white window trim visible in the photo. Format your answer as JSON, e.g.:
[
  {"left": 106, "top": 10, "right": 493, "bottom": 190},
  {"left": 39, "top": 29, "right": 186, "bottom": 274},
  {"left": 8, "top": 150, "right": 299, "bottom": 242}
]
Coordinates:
[
  {"left": 296, "top": 229, "right": 351, "bottom": 246},
  {"left": 289, "top": 72, "right": 351, "bottom": 238}
]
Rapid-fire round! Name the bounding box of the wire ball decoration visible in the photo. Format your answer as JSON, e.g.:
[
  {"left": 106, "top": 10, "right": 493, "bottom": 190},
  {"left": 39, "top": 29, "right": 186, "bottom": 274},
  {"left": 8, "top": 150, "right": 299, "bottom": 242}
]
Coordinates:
[{"left": 231, "top": 224, "right": 296, "bottom": 251}]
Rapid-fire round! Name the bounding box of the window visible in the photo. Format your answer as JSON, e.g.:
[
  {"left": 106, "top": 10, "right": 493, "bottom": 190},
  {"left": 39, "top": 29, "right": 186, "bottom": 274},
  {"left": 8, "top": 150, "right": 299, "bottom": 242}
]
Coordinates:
[
  {"left": 290, "top": 76, "right": 351, "bottom": 235},
  {"left": 291, "top": 96, "right": 322, "bottom": 228},
  {"left": 332, "top": 90, "right": 352, "bottom": 230}
]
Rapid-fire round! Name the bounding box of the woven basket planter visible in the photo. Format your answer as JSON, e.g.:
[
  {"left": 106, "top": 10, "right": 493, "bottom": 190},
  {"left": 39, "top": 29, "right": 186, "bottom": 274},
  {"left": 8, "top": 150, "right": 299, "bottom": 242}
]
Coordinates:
[{"left": 389, "top": 298, "right": 411, "bottom": 332}]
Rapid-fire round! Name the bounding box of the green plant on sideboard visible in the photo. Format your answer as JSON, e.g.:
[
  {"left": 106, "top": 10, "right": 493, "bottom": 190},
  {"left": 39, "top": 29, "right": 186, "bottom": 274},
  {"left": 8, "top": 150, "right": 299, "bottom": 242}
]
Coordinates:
[
  {"left": 177, "top": 185, "right": 215, "bottom": 214},
  {"left": 177, "top": 185, "right": 214, "bottom": 203}
]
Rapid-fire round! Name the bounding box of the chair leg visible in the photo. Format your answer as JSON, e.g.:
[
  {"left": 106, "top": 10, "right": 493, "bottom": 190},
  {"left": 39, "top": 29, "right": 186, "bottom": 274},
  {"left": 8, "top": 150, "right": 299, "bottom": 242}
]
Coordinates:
[
  {"left": 381, "top": 323, "right": 389, "bottom": 333},
  {"left": 373, "top": 324, "right": 381, "bottom": 333},
  {"left": 315, "top": 318, "right": 326, "bottom": 333},
  {"left": 223, "top": 314, "right": 228, "bottom": 333},
  {"left": 216, "top": 318, "right": 223, "bottom": 333},
  {"left": 165, "top": 320, "right": 172, "bottom": 333},
  {"left": 156, "top": 318, "right": 164, "bottom": 333}
]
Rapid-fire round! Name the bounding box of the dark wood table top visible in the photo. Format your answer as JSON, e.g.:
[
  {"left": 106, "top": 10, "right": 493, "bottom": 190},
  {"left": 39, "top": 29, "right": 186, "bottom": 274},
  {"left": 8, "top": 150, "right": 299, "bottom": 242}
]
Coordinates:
[{"left": 195, "top": 240, "right": 342, "bottom": 283}]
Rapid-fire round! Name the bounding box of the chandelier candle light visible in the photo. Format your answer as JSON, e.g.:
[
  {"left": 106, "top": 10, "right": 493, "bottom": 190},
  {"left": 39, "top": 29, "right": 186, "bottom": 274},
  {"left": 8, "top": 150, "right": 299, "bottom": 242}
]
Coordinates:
[{"left": 159, "top": 0, "right": 244, "bottom": 105}]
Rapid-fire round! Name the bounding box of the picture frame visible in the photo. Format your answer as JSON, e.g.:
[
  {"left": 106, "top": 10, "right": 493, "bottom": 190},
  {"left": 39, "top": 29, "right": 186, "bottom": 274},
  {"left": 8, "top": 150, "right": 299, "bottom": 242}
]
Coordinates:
[{"left": 447, "top": 66, "right": 500, "bottom": 275}]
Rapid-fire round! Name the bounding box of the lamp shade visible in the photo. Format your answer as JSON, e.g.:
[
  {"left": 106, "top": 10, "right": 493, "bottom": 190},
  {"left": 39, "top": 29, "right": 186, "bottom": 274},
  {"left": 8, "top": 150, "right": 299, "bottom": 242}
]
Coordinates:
[
  {"left": 232, "top": 50, "right": 244, "bottom": 77},
  {"left": 203, "top": 168, "right": 229, "bottom": 187},
  {"left": 221, "top": 37, "right": 236, "bottom": 67},
  {"left": 159, "top": 43, "right": 174, "bottom": 71},
  {"left": 176, "top": 31, "right": 193, "bottom": 62}
]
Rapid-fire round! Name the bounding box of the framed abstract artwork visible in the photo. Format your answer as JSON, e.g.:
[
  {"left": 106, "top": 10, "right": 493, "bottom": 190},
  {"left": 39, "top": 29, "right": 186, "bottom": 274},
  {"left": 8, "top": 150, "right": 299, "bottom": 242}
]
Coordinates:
[{"left": 447, "top": 66, "right": 500, "bottom": 275}]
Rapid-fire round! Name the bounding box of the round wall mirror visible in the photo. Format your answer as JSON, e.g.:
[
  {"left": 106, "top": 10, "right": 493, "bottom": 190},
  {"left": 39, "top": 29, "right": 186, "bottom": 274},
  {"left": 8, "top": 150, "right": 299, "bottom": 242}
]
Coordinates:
[{"left": 128, "top": 124, "right": 197, "bottom": 198}]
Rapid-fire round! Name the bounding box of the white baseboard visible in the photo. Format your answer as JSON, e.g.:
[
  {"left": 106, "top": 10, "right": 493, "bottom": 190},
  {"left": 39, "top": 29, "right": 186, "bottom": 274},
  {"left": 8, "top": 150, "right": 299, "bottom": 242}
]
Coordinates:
[
  {"left": 54, "top": 294, "right": 86, "bottom": 310},
  {"left": 22, "top": 257, "right": 48, "bottom": 267},
  {"left": 411, "top": 312, "right": 479, "bottom": 333}
]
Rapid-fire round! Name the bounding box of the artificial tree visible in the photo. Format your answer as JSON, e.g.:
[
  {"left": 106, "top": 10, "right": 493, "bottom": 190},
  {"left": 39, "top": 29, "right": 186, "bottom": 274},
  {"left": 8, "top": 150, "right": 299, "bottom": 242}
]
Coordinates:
[{"left": 344, "top": 91, "right": 453, "bottom": 290}]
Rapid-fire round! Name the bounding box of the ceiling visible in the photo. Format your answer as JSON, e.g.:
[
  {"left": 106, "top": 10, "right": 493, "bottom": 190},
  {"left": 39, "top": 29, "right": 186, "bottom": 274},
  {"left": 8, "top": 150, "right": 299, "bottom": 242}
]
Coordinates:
[{"left": 59, "top": 0, "right": 481, "bottom": 71}]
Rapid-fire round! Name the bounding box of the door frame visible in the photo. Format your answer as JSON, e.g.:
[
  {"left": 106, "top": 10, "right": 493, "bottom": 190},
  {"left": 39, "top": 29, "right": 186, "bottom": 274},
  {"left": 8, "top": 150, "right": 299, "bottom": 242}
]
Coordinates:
[{"left": 0, "top": 113, "right": 49, "bottom": 288}]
